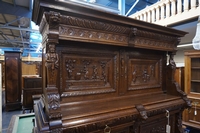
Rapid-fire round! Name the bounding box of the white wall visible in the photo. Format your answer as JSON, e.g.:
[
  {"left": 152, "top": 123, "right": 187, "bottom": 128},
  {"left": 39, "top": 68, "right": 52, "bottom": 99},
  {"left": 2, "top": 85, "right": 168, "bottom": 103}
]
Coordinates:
[{"left": 174, "top": 50, "right": 185, "bottom": 67}]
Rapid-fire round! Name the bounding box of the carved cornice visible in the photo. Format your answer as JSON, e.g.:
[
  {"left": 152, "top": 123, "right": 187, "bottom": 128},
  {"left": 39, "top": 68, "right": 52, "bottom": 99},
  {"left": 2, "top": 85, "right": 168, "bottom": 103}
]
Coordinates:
[
  {"left": 59, "top": 25, "right": 129, "bottom": 45},
  {"left": 60, "top": 16, "right": 130, "bottom": 34},
  {"left": 39, "top": 11, "right": 181, "bottom": 51},
  {"left": 129, "top": 28, "right": 179, "bottom": 50},
  {"left": 39, "top": 14, "right": 48, "bottom": 35},
  {"left": 131, "top": 28, "right": 178, "bottom": 42}
]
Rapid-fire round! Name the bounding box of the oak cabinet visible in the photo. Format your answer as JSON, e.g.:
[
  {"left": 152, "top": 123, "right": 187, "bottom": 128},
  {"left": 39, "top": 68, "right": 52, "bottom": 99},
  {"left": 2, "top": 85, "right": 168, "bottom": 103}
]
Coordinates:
[
  {"left": 183, "top": 51, "right": 200, "bottom": 129},
  {"left": 32, "top": 0, "right": 191, "bottom": 132},
  {"left": 5, "top": 51, "right": 22, "bottom": 111}
]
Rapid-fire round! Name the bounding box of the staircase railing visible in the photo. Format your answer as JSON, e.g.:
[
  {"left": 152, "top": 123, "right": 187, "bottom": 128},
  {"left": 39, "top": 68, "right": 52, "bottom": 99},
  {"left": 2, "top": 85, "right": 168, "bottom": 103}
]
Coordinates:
[{"left": 129, "top": 0, "right": 200, "bottom": 26}]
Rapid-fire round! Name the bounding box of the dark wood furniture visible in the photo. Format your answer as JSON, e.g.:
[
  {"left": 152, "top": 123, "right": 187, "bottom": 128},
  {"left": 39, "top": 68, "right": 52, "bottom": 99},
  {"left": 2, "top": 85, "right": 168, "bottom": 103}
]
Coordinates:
[
  {"left": 5, "top": 51, "right": 22, "bottom": 111},
  {"left": 183, "top": 51, "right": 200, "bottom": 129},
  {"left": 32, "top": 1, "right": 191, "bottom": 132},
  {"left": 22, "top": 77, "right": 42, "bottom": 113},
  {"left": 23, "top": 77, "right": 42, "bottom": 88}
]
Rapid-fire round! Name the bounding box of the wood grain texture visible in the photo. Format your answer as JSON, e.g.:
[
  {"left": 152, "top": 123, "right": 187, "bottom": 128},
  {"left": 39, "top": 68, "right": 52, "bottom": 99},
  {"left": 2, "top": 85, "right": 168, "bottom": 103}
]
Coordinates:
[
  {"left": 32, "top": 0, "right": 190, "bottom": 132},
  {"left": 5, "top": 51, "right": 22, "bottom": 111}
]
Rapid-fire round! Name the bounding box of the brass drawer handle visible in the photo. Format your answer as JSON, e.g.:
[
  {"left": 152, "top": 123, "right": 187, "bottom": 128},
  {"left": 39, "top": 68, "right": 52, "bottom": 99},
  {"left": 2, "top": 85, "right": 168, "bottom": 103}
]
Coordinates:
[{"left": 104, "top": 125, "right": 111, "bottom": 133}]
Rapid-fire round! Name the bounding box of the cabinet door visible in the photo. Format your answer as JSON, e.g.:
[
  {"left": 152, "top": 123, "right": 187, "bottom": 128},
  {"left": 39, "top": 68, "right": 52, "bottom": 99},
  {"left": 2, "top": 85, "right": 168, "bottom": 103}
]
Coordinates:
[
  {"left": 118, "top": 49, "right": 164, "bottom": 96},
  {"left": 58, "top": 45, "right": 119, "bottom": 99},
  {"left": 5, "top": 52, "right": 22, "bottom": 111}
]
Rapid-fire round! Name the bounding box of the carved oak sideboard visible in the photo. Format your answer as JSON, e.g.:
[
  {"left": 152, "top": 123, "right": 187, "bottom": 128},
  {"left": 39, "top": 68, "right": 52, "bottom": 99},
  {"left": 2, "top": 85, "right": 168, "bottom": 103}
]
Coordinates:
[{"left": 32, "top": 0, "right": 191, "bottom": 133}]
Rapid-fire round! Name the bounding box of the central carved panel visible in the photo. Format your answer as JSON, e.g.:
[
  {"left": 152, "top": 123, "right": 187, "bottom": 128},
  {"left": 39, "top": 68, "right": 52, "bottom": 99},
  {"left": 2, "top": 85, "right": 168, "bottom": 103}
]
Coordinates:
[
  {"left": 127, "top": 56, "right": 162, "bottom": 90},
  {"left": 60, "top": 49, "right": 118, "bottom": 97}
]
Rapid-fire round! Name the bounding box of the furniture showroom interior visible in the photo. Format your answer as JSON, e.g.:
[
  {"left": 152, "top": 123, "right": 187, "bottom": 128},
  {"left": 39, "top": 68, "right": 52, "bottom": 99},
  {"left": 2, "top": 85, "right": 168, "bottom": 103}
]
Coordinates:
[{"left": 0, "top": 0, "right": 200, "bottom": 133}]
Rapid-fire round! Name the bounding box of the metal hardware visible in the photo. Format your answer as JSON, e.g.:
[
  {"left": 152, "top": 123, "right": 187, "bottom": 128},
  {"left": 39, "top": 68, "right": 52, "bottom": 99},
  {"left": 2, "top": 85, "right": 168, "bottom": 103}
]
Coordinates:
[{"left": 104, "top": 125, "right": 111, "bottom": 133}]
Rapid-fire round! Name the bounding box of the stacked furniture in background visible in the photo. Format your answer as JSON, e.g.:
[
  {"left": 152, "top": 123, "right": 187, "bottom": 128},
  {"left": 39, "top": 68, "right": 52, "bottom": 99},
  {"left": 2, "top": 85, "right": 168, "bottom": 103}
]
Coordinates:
[
  {"left": 22, "top": 77, "right": 42, "bottom": 113},
  {"left": 32, "top": 0, "right": 191, "bottom": 132},
  {"left": 183, "top": 51, "right": 200, "bottom": 129},
  {"left": 5, "top": 51, "right": 22, "bottom": 111}
]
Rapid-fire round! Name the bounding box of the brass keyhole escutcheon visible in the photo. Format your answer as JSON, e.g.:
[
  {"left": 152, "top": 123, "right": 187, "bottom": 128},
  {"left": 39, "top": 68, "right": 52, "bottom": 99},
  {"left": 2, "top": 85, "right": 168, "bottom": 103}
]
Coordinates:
[{"left": 104, "top": 125, "right": 111, "bottom": 133}]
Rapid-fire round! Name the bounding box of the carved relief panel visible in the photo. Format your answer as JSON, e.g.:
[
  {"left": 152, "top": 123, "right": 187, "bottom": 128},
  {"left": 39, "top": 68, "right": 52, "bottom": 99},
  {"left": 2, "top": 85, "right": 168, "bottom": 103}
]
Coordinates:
[
  {"left": 139, "top": 114, "right": 175, "bottom": 133},
  {"left": 59, "top": 47, "right": 119, "bottom": 97},
  {"left": 126, "top": 51, "right": 162, "bottom": 91}
]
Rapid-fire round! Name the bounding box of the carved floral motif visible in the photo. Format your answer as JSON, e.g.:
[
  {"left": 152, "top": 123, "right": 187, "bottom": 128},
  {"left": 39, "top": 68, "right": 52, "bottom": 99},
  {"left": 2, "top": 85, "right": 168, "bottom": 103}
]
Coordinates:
[
  {"left": 149, "top": 125, "right": 165, "bottom": 133},
  {"left": 65, "top": 59, "right": 76, "bottom": 80},
  {"left": 61, "top": 16, "right": 130, "bottom": 34},
  {"left": 65, "top": 59, "right": 108, "bottom": 82},
  {"left": 49, "top": 112, "right": 62, "bottom": 119},
  {"left": 100, "top": 61, "right": 107, "bottom": 84},
  {"left": 82, "top": 60, "right": 91, "bottom": 80},
  {"left": 59, "top": 26, "right": 128, "bottom": 44},
  {"left": 47, "top": 93, "right": 60, "bottom": 110}
]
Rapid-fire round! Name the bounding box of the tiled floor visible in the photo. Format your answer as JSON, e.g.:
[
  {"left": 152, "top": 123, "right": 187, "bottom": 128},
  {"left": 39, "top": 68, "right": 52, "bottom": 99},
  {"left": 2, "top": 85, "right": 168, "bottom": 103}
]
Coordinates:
[
  {"left": 2, "top": 107, "right": 23, "bottom": 133},
  {"left": 2, "top": 90, "right": 23, "bottom": 133}
]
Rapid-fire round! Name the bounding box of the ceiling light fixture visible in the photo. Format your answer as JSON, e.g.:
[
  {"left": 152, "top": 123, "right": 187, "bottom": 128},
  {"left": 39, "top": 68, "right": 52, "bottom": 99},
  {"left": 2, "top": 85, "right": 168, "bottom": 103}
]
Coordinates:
[
  {"left": 177, "top": 43, "right": 193, "bottom": 47},
  {"left": 193, "top": 16, "right": 200, "bottom": 50}
]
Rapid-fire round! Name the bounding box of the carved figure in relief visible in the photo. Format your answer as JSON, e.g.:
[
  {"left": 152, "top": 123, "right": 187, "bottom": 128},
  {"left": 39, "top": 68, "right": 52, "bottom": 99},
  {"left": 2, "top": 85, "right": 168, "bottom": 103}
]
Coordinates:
[
  {"left": 132, "top": 67, "right": 137, "bottom": 83},
  {"left": 169, "top": 54, "right": 176, "bottom": 70},
  {"left": 46, "top": 44, "right": 59, "bottom": 84},
  {"left": 49, "top": 11, "right": 61, "bottom": 29},
  {"left": 150, "top": 65, "right": 155, "bottom": 77},
  {"left": 82, "top": 60, "right": 90, "bottom": 80},
  {"left": 66, "top": 59, "right": 76, "bottom": 79},
  {"left": 142, "top": 68, "right": 150, "bottom": 82},
  {"left": 100, "top": 61, "right": 107, "bottom": 84},
  {"left": 92, "top": 65, "right": 99, "bottom": 80},
  {"left": 132, "top": 65, "right": 153, "bottom": 84},
  {"left": 46, "top": 44, "right": 59, "bottom": 70}
]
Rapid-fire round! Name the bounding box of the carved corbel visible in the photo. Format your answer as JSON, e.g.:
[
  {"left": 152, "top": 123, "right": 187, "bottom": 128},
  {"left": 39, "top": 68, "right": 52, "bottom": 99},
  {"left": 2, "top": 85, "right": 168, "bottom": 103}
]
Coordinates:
[
  {"left": 166, "top": 52, "right": 191, "bottom": 108},
  {"left": 167, "top": 52, "right": 176, "bottom": 81},
  {"left": 128, "top": 28, "right": 137, "bottom": 45},
  {"left": 132, "top": 104, "right": 148, "bottom": 133},
  {"left": 45, "top": 11, "right": 61, "bottom": 30}
]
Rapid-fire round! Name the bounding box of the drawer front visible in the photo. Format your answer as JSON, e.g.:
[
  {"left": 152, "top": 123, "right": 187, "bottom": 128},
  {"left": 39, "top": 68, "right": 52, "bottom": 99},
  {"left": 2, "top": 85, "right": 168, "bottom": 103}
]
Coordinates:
[{"left": 139, "top": 114, "right": 176, "bottom": 133}]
